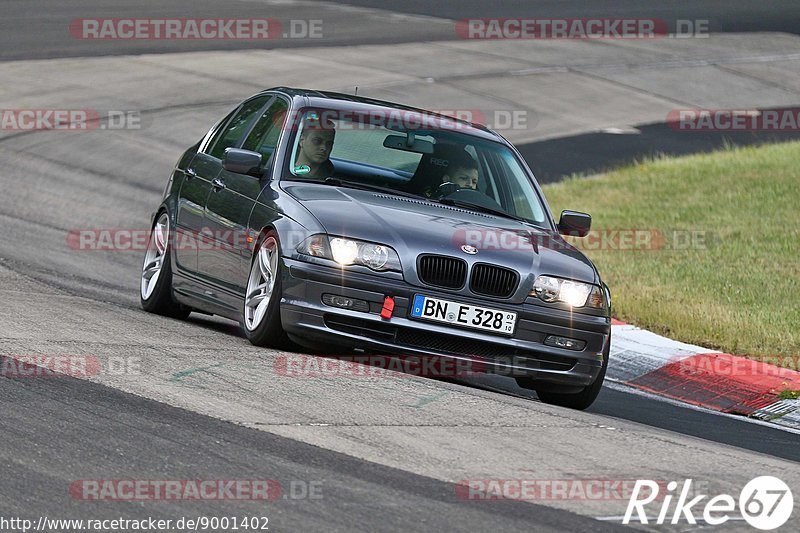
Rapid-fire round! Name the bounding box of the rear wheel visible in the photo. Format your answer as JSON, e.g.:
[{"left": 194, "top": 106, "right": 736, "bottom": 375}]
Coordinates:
[
  {"left": 242, "top": 232, "right": 292, "bottom": 348},
  {"left": 518, "top": 339, "right": 609, "bottom": 410},
  {"left": 140, "top": 212, "right": 190, "bottom": 319}
]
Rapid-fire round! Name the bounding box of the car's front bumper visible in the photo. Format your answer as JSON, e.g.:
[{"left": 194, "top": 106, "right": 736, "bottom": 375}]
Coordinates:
[{"left": 280, "top": 258, "right": 609, "bottom": 387}]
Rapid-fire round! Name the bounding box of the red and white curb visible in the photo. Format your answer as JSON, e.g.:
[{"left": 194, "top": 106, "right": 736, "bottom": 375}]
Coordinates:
[{"left": 608, "top": 319, "right": 800, "bottom": 429}]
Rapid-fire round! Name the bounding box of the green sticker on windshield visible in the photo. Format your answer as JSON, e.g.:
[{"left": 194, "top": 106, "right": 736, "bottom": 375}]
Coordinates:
[{"left": 294, "top": 165, "right": 311, "bottom": 175}]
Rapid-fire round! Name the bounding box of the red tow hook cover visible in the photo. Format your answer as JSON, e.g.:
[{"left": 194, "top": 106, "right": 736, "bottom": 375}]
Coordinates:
[{"left": 380, "top": 296, "right": 395, "bottom": 319}]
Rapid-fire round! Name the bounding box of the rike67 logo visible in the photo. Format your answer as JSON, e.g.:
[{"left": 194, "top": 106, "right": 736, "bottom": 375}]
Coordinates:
[{"left": 624, "top": 476, "right": 793, "bottom": 529}]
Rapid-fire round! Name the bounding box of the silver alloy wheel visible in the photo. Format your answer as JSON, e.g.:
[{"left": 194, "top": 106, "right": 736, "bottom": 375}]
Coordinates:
[
  {"left": 244, "top": 236, "right": 278, "bottom": 331},
  {"left": 141, "top": 213, "right": 169, "bottom": 300}
]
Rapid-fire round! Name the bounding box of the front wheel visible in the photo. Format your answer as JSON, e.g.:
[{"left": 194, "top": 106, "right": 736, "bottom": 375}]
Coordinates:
[
  {"left": 519, "top": 339, "right": 609, "bottom": 410},
  {"left": 242, "top": 232, "right": 292, "bottom": 348},
  {"left": 140, "top": 212, "right": 190, "bottom": 319}
]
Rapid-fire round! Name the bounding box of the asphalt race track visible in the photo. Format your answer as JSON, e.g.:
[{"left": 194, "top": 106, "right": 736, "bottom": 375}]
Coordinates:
[
  {"left": 335, "top": 0, "right": 800, "bottom": 34},
  {"left": 1, "top": 2, "right": 799, "bottom": 531},
  {"left": 3, "top": 0, "right": 798, "bottom": 61},
  {"left": 0, "top": 362, "right": 622, "bottom": 532}
]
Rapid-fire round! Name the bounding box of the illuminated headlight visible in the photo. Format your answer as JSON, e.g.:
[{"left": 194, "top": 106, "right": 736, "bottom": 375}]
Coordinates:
[
  {"left": 297, "top": 234, "right": 401, "bottom": 272},
  {"left": 531, "top": 276, "right": 605, "bottom": 309},
  {"left": 330, "top": 238, "right": 359, "bottom": 265},
  {"left": 560, "top": 280, "right": 592, "bottom": 307}
]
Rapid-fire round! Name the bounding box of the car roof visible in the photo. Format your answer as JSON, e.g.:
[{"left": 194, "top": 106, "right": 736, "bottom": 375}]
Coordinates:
[{"left": 261, "top": 86, "right": 506, "bottom": 143}]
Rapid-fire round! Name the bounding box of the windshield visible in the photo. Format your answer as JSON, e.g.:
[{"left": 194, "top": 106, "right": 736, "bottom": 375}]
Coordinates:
[{"left": 283, "top": 108, "right": 549, "bottom": 227}]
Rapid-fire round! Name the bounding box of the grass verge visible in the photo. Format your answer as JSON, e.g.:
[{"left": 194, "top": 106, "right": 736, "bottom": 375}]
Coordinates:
[{"left": 541, "top": 142, "right": 800, "bottom": 364}]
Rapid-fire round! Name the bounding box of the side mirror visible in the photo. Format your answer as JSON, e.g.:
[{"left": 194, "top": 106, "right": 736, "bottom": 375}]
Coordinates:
[
  {"left": 558, "top": 210, "right": 592, "bottom": 237},
  {"left": 223, "top": 148, "right": 263, "bottom": 176}
]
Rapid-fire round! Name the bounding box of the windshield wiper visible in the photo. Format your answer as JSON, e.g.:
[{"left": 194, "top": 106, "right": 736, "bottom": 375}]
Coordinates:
[
  {"left": 438, "top": 197, "right": 527, "bottom": 222},
  {"left": 321, "top": 177, "right": 425, "bottom": 199}
]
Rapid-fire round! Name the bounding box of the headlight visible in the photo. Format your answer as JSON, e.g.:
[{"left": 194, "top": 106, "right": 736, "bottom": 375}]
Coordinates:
[
  {"left": 531, "top": 276, "right": 605, "bottom": 309},
  {"left": 357, "top": 242, "right": 391, "bottom": 270},
  {"left": 297, "top": 234, "right": 402, "bottom": 272},
  {"left": 330, "top": 238, "right": 359, "bottom": 265},
  {"left": 560, "top": 280, "right": 592, "bottom": 307}
]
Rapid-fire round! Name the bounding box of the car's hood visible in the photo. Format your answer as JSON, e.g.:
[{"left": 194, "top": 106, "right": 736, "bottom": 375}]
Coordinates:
[{"left": 285, "top": 184, "right": 598, "bottom": 299}]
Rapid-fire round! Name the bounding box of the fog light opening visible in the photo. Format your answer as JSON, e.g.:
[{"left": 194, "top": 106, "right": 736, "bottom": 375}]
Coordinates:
[
  {"left": 322, "top": 294, "right": 370, "bottom": 312},
  {"left": 544, "top": 335, "right": 586, "bottom": 351}
]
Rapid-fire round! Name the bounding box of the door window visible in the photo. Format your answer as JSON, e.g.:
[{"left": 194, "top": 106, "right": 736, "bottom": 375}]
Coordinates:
[
  {"left": 208, "top": 95, "right": 272, "bottom": 159},
  {"left": 242, "top": 98, "right": 289, "bottom": 162}
]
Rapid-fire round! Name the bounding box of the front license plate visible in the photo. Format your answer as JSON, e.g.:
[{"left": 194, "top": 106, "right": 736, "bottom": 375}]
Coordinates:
[{"left": 410, "top": 294, "right": 517, "bottom": 335}]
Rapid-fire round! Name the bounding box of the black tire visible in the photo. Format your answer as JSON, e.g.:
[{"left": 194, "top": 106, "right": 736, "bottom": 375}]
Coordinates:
[
  {"left": 242, "top": 231, "right": 293, "bottom": 349},
  {"left": 140, "top": 211, "right": 191, "bottom": 319},
  {"left": 518, "top": 338, "right": 610, "bottom": 410}
]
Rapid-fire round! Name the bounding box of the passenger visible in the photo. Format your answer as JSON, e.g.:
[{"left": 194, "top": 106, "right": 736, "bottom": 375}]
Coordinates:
[{"left": 294, "top": 115, "right": 335, "bottom": 179}]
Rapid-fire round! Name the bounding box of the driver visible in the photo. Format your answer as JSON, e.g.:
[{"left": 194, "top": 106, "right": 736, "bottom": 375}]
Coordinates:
[
  {"left": 440, "top": 153, "right": 479, "bottom": 190},
  {"left": 421, "top": 152, "right": 479, "bottom": 198},
  {"left": 294, "top": 115, "right": 335, "bottom": 179}
]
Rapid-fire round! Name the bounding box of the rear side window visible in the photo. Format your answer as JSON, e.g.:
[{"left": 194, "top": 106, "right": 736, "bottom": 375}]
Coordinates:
[
  {"left": 208, "top": 95, "right": 271, "bottom": 159},
  {"left": 242, "top": 98, "right": 289, "bottom": 161}
]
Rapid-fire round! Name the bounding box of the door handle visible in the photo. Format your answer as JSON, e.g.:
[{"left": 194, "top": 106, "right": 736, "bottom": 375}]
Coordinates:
[
  {"left": 185, "top": 168, "right": 197, "bottom": 179},
  {"left": 212, "top": 178, "right": 226, "bottom": 191}
]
